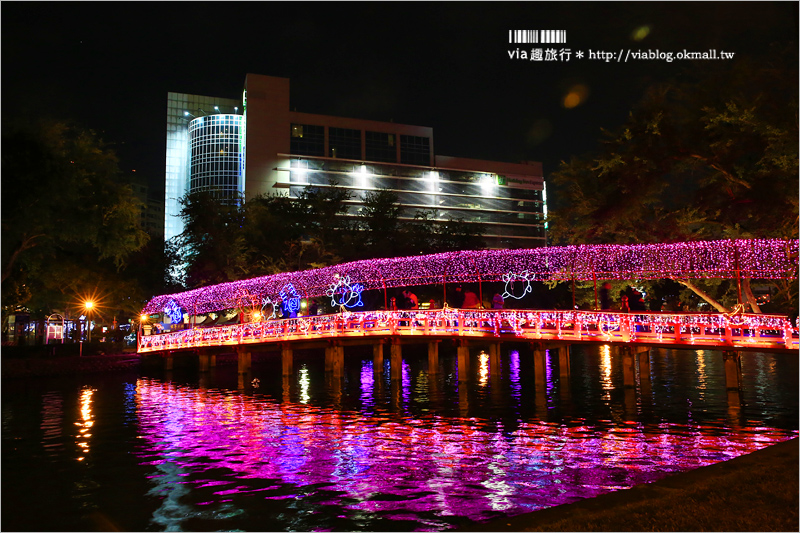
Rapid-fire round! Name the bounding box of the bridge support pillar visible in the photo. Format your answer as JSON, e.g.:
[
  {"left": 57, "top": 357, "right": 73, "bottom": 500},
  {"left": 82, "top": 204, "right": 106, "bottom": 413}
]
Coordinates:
[
  {"left": 281, "top": 344, "right": 293, "bottom": 376},
  {"left": 198, "top": 351, "right": 211, "bottom": 373},
  {"left": 237, "top": 350, "right": 252, "bottom": 374},
  {"left": 637, "top": 348, "right": 651, "bottom": 381},
  {"left": 373, "top": 342, "right": 384, "bottom": 374},
  {"left": 723, "top": 351, "right": 742, "bottom": 390},
  {"left": 532, "top": 348, "right": 547, "bottom": 389},
  {"left": 622, "top": 346, "right": 635, "bottom": 388},
  {"left": 558, "top": 345, "right": 570, "bottom": 381},
  {"left": 390, "top": 341, "right": 402, "bottom": 381},
  {"left": 456, "top": 341, "right": 470, "bottom": 381},
  {"left": 325, "top": 343, "right": 344, "bottom": 377},
  {"left": 488, "top": 342, "right": 501, "bottom": 376},
  {"left": 164, "top": 353, "right": 173, "bottom": 371},
  {"left": 428, "top": 342, "right": 439, "bottom": 374}
]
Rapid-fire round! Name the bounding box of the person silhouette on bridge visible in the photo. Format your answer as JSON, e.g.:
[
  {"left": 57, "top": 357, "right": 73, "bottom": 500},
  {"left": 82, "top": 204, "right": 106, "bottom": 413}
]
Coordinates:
[
  {"left": 450, "top": 286, "right": 465, "bottom": 308},
  {"left": 492, "top": 293, "right": 504, "bottom": 309},
  {"left": 463, "top": 288, "right": 480, "bottom": 309},
  {"left": 600, "top": 282, "right": 612, "bottom": 310},
  {"left": 402, "top": 290, "right": 419, "bottom": 310}
]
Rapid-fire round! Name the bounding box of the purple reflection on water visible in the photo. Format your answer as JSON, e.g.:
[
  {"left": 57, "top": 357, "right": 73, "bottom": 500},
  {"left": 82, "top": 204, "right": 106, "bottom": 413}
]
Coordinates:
[
  {"left": 545, "top": 350, "right": 555, "bottom": 401},
  {"left": 402, "top": 361, "right": 411, "bottom": 404},
  {"left": 509, "top": 350, "right": 521, "bottom": 402},
  {"left": 360, "top": 360, "right": 374, "bottom": 408},
  {"left": 133, "top": 378, "right": 795, "bottom": 529}
]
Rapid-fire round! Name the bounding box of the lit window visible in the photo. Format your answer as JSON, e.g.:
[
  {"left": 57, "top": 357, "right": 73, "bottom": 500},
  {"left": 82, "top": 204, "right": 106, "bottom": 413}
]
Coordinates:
[{"left": 291, "top": 125, "right": 304, "bottom": 138}]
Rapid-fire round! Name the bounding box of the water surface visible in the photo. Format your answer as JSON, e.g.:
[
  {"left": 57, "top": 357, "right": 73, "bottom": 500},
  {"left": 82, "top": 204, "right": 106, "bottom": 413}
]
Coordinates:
[{"left": 2, "top": 345, "right": 797, "bottom": 531}]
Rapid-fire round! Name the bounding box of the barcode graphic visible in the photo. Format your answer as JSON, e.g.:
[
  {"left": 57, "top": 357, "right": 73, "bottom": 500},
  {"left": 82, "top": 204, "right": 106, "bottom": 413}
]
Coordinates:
[{"left": 508, "top": 30, "right": 567, "bottom": 44}]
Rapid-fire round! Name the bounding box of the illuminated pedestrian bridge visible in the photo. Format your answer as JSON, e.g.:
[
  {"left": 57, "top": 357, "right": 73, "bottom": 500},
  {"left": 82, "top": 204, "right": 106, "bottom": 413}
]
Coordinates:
[{"left": 138, "top": 238, "right": 798, "bottom": 389}]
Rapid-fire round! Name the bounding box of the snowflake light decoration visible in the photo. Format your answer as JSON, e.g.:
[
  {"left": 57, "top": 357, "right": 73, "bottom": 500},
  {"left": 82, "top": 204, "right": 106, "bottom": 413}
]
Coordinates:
[{"left": 260, "top": 296, "right": 279, "bottom": 320}]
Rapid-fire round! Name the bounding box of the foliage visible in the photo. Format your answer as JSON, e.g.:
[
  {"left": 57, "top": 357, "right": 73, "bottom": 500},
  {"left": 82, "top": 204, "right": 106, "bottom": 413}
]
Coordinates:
[
  {"left": 174, "top": 184, "right": 486, "bottom": 288},
  {"left": 1, "top": 119, "right": 149, "bottom": 318},
  {"left": 547, "top": 46, "right": 798, "bottom": 313}
]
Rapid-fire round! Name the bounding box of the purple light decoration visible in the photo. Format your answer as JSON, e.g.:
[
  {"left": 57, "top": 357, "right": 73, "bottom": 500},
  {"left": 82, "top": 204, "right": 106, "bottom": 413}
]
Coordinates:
[{"left": 142, "top": 238, "right": 799, "bottom": 316}]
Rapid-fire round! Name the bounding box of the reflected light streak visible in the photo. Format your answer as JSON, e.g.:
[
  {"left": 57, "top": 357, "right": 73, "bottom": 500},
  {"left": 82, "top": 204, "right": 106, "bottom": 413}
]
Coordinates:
[
  {"left": 402, "top": 361, "right": 411, "bottom": 404},
  {"left": 478, "top": 351, "right": 490, "bottom": 386},
  {"left": 41, "top": 392, "right": 64, "bottom": 456},
  {"left": 696, "top": 350, "right": 708, "bottom": 400},
  {"left": 599, "top": 345, "right": 612, "bottom": 401},
  {"left": 75, "top": 387, "right": 96, "bottom": 460},
  {"left": 509, "top": 350, "right": 521, "bottom": 401},
  {"left": 545, "top": 351, "right": 555, "bottom": 399},
  {"left": 360, "top": 360, "right": 374, "bottom": 408},
  {"left": 298, "top": 366, "right": 310, "bottom": 404}
]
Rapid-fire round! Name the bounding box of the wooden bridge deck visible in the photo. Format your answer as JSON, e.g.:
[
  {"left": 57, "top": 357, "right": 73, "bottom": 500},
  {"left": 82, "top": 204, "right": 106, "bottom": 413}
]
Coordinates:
[{"left": 138, "top": 309, "right": 799, "bottom": 355}]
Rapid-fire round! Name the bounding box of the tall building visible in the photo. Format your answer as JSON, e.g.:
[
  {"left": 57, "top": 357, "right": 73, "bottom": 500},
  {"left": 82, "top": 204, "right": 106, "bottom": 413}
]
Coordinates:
[
  {"left": 130, "top": 176, "right": 165, "bottom": 241},
  {"left": 165, "top": 74, "right": 547, "bottom": 249}
]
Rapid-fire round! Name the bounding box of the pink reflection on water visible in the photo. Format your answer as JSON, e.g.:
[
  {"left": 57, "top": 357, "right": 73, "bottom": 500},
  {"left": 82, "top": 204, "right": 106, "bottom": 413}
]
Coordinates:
[{"left": 134, "top": 378, "right": 796, "bottom": 526}]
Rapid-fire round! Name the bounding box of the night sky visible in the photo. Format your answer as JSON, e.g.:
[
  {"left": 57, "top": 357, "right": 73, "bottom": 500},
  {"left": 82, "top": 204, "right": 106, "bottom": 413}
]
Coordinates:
[{"left": 3, "top": 2, "right": 797, "bottom": 206}]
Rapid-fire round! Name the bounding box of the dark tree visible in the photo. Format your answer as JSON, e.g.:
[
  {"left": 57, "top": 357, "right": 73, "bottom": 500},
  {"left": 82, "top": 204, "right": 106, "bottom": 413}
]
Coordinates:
[
  {"left": 177, "top": 191, "right": 248, "bottom": 288},
  {"left": 2, "top": 120, "right": 149, "bottom": 316},
  {"left": 548, "top": 46, "right": 798, "bottom": 313}
]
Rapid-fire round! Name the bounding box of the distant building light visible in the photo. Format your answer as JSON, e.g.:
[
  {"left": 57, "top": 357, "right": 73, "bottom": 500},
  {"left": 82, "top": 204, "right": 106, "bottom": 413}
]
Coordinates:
[{"left": 480, "top": 174, "right": 497, "bottom": 195}]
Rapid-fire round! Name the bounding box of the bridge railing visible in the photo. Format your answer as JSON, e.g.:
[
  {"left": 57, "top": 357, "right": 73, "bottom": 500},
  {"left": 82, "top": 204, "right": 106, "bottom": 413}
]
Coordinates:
[{"left": 138, "top": 309, "right": 799, "bottom": 354}]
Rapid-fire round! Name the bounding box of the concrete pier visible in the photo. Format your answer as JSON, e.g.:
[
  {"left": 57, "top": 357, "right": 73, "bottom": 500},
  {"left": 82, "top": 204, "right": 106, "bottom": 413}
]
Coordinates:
[
  {"left": 456, "top": 342, "right": 470, "bottom": 381},
  {"left": 390, "top": 341, "right": 402, "bottom": 381},
  {"left": 237, "top": 349, "right": 251, "bottom": 374},
  {"left": 325, "top": 343, "right": 344, "bottom": 377},
  {"left": 428, "top": 342, "right": 439, "bottom": 374},
  {"left": 558, "top": 345, "right": 570, "bottom": 381},
  {"left": 638, "top": 348, "right": 651, "bottom": 381},
  {"left": 488, "top": 342, "right": 501, "bottom": 376},
  {"left": 622, "top": 346, "right": 636, "bottom": 388},
  {"left": 723, "top": 351, "right": 742, "bottom": 390},
  {"left": 373, "top": 342, "right": 384, "bottom": 374},
  {"left": 281, "top": 344, "right": 293, "bottom": 376},
  {"left": 533, "top": 349, "right": 546, "bottom": 389},
  {"left": 198, "top": 352, "right": 211, "bottom": 372}
]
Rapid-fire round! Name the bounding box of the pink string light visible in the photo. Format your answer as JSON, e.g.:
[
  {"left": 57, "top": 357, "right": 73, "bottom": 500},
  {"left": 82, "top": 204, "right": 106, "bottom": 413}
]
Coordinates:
[
  {"left": 142, "top": 238, "right": 798, "bottom": 315},
  {"left": 137, "top": 309, "right": 799, "bottom": 353}
]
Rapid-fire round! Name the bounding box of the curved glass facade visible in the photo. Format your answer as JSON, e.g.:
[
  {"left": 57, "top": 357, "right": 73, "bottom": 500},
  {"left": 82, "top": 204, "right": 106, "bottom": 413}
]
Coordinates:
[{"left": 188, "top": 114, "right": 244, "bottom": 202}]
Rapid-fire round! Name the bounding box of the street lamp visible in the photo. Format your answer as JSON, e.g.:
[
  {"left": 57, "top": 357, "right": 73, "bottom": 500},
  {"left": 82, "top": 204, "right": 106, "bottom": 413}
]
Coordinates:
[{"left": 84, "top": 301, "right": 94, "bottom": 342}]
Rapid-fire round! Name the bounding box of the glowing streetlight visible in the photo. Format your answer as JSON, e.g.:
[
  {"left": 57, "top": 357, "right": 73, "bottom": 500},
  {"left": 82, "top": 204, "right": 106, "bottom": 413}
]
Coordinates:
[{"left": 84, "top": 301, "right": 94, "bottom": 342}]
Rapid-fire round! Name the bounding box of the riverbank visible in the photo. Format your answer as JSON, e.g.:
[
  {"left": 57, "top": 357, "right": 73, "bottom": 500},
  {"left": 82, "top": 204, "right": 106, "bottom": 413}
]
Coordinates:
[
  {"left": 1, "top": 353, "right": 141, "bottom": 378},
  {"left": 462, "top": 437, "right": 799, "bottom": 532}
]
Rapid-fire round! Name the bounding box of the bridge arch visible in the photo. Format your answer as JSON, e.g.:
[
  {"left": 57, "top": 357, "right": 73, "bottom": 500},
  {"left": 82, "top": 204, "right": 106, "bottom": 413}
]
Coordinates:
[{"left": 142, "top": 238, "right": 797, "bottom": 317}]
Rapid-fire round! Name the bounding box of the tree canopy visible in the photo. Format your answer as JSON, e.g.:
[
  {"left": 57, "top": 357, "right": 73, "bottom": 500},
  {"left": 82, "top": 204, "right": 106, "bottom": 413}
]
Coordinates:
[
  {"left": 2, "top": 120, "right": 150, "bottom": 318},
  {"left": 548, "top": 46, "right": 798, "bottom": 314},
  {"left": 175, "top": 184, "right": 485, "bottom": 289}
]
